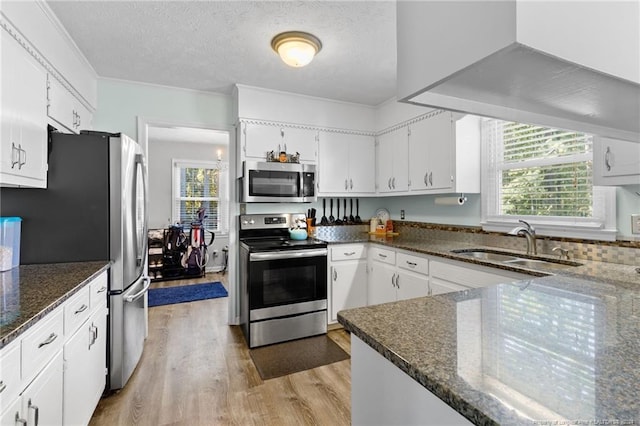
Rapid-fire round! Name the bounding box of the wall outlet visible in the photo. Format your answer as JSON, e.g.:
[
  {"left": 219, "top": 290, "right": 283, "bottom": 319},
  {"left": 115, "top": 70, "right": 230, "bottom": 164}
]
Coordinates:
[
  {"left": 400, "top": 210, "right": 405, "bottom": 220},
  {"left": 632, "top": 214, "right": 640, "bottom": 234}
]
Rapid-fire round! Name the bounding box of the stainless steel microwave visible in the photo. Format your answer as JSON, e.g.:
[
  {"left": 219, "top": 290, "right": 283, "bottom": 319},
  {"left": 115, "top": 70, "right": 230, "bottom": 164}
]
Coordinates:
[{"left": 242, "top": 161, "right": 317, "bottom": 203}]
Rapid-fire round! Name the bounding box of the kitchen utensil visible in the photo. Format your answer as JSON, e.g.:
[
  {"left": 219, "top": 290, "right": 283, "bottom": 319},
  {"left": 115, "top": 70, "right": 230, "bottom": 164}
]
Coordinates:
[
  {"left": 320, "top": 199, "right": 328, "bottom": 225},
  {"left": 355, "top": 199, "right": 362, "bottom": 223},
  {"left": 329, "top": 199, "right": 335, "bottom": 224},
  {"left": 349, "top": 199, "right": 355, "bottom": 223},
  {"left": 342, "top": 199, "right": 348, "bottom": 223},
  {"left": 311, "top": 208, "right": 316, "bottom": 219},
  {"left": 335, "top": 199, "right": 343, "bottom": 225}
]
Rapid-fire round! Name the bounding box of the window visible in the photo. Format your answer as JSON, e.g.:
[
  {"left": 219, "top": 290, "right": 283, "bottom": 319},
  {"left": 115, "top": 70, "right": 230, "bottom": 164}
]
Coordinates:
[
  {"left": 172, "top": 160, "right": 228, "bottom": 233},
  {"left": 481, "top": 119, "right": 616, "bottom": 240}
]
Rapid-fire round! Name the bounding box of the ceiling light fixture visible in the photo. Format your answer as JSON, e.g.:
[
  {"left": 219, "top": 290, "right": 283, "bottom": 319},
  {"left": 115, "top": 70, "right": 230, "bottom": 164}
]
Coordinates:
[{"left": 271, "top": 31, "right": 322, "bottom": 68}]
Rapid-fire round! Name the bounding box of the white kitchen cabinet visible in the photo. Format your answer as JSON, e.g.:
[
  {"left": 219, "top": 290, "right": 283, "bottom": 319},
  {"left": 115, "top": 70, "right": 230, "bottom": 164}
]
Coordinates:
[
  {"left": 0, "top": 341, "right": 21, "bottom": 414},
  {"left": 0, "top": 30, "right": 48, "bottom": 188},
  {"left": 329, "top": 244, "right": 368, "bottom": 323},
  {"left": 593, "top": 136, "right": 640, "bottom": 186},
  {"left": 47, "top": 75, "right": 93, "bottom": 134},
  {"left": 377, "top": 127, "right": 409, "bottom": 193},
  {"left": 20, "top": 351, "right": 64, "bottom": 426},
  {"left": 241, "top": 122, "right": 317, "bottom": 163},
  {"left": 408, "top": 112, "right": 481, "bottom": 194},
  {"left": 318, "top": 132, "right": 375, "bottom": 195},
  {"left": 368, "top": 247, "right": 429, "bottom": 305}
]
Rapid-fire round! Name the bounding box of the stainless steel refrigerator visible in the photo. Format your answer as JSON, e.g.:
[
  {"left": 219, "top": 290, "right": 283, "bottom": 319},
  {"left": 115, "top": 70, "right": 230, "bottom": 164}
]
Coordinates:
[{"left": 0, "top": 130, "right": 149, "bottom": 390}]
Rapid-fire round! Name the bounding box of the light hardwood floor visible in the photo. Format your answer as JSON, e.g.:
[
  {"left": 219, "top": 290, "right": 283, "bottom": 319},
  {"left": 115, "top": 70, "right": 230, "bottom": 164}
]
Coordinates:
[{"left": 89, "top": 273, "right": 351, "bottom": 426}]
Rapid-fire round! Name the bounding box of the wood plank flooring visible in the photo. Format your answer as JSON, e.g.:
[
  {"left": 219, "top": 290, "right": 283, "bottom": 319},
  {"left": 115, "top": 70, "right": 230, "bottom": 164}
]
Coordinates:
[{"left": 89, "top": 273, "right": 351, "bottom": 426}]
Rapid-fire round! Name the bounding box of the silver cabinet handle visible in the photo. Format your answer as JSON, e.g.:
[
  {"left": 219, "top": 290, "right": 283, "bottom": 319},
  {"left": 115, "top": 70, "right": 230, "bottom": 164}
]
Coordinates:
[
  {"left": 429, "top": 172, "right": 433, "bottom": 186},
  {"left": 378, "top": 253, "right": 387, "bottom": 258},
  {"left": 406, "top": 261, "right": 417, "bottom": 267},
  {"left": 388, "top": 177, "right": 392, "bottom": 189},
  {"left": 28, "top": 398, "right": 39, "bottom": 426},
  {"left": 345, "top": 179, "right": 348, "bottom": 190},
  {"left": 350, "top": 179, "right": 353, "bottom": 189},
  {"left": 392, "top": 177, "right": 396, "bottom": 189},
  {"left": 19, "top": 146, "right": 26, "bottom": 169},
  {"left": 391, "top": 273, "right": 396, "bottom": 288},
  {"left": 344, "top": 252, "right": 356, "bottom": 256},
  {"left": 333, "top": 269, "right": 337, "bottom": 281},
  {"left": 74, "top": 304, "right": 88, "bottom": 315},
  {"left": 97, "top": 286, "right": 107, "bottom": 294},
  {"left": 15, "top": 412, "right": 27, "bottom": 426},
  {"left": 38, "top": 332, "right": 58, "bottom": 348},
  {"left": 605, "top": 146, "right": 612, "bottom": 171},
  {"left": 11, "top": 143, "right": 19, "bottom": 169},
  {"left": 424, "top": 172, "right": 428, "bottom": 186},
  {"left": 396, "top": 274, "right": 400, "bottom": 289},
  {"left": 0, "top": 380, "right": 6, "bottom": 393}
]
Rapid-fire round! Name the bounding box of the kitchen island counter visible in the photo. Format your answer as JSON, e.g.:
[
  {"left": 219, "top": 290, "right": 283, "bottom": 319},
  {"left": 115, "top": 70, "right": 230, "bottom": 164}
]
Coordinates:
[
  {"left": 338, "top": 274, "right": 640, "bottom": 424},
  {"left": 0, "top": 261, "right": 110, "bottom": 348}
]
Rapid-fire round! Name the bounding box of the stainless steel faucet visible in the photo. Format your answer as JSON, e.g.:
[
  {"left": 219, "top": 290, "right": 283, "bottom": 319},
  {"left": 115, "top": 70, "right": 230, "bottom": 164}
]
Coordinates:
[{"left": 509, "top": 220, "right": 537, "bottom": 255}]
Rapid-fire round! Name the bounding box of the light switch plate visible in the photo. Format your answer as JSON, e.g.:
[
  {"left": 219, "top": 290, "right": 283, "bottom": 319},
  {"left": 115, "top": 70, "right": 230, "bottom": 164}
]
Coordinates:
[{"left": 632, "top": 214, "right": 640, "bottom": 234}]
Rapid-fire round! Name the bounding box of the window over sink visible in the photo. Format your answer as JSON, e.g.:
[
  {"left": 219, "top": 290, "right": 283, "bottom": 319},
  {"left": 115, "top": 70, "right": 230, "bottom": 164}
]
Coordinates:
[{"left": 481, "top": 119, "right": 616, "bottom": 240}]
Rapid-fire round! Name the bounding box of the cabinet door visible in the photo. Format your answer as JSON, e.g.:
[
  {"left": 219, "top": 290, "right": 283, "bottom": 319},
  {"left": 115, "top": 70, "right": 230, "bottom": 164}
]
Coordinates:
[
  {"left": 376, "top": 131, "right": 396, "bottom": 193},
  {"left": 368, "top": 261, "right": 397, "bottom": 305},
  {"left": 318, "top": 132, "right": 350, "bottom": 193},
  {"left": 427, "top": 112, "right": 453, "bottom": 190},
  {"left": 391, "top": 128, "right": 409, "bottom": 192},
  {"left": 283, "top": 127, "right": 317, "bottom": 162},
  {"left": 21, "top": 352, "right": 63, "bottom": 426},
  {"left": 598, "top": 137, "right": 640, "bottom": 178},
  {"left": 408, "top": 120, "right": 430, "bottom": 191},
  {"left": 330, "top": 260, "right": 368, "bottom": 323},
  {"left": 396, "top": 270, "right": 429, "bottom": 301},
  {"left": 349, "top": 135, "right": 376, "bottom": 193},
  {"left": 0, "top": 396, "right": 23, "bottom": 426},
  {"left": 429, "top": 277, "right": 469, "bottom": 296},
  {"left": 47, "top": 76, "right": 77, "bottom": 133},
  {"left": 242, "top": 123, "right": 283, "bottom": 160},
  {"left": 0, "top": 32, "right": 47, "bottom": 187},
  {"left": 63, "top": 306, "right": 107, "bottom": 426}
]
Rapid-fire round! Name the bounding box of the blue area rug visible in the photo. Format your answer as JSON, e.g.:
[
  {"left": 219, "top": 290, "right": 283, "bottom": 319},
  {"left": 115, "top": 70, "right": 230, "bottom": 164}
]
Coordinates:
[{"left": 148, "top": 282, "right": 228, "bottom": 307}]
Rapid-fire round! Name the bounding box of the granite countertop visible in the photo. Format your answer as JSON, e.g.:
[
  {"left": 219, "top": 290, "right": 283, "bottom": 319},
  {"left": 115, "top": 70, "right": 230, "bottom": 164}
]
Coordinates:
[
  {"left": 0, "top": 261, "right": 110, "bottom": 349},
  {"left": 323, "top": 233, "right": 640, "bottom": 288},
  {"left": 338, "top": 274, "right": 640, "bottom": 424}
]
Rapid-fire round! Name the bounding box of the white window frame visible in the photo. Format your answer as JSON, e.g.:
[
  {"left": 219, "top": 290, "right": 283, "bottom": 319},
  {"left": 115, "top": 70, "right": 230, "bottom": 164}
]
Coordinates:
[
  {"left": 172, "top": 159, "right": 229, "bottom": 235},
  {"left": 480, "top": 119, "right": 617, "bottom": 241}
]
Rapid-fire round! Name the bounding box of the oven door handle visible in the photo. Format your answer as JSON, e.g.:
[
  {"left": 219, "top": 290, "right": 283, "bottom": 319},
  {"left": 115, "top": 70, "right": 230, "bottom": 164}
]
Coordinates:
[{"left": 250, "top": 249, "right": 327, "bottom": 261}]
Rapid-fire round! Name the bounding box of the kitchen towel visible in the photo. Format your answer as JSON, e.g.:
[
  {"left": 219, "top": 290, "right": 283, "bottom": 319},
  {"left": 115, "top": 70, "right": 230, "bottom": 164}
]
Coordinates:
[{"left": 148, "top": 282, "right": 227, "bottom": 307}]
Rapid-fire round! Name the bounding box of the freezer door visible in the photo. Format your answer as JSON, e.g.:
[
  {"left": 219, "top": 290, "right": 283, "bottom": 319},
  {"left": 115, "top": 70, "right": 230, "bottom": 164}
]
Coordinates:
[
  {"left": 120, "top": 135, "right": 148, "bottom": 287},
  {"left": 109, "top": 274, "right": 150, "bottom": 389}
]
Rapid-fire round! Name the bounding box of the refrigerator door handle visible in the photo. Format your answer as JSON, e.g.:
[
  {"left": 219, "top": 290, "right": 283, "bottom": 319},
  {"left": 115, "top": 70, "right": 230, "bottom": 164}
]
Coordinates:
[
  {"left": 123, "top": 276, "right": 151, "bottom": 303},
  {"left": 134, "top": 153, "right": 149, "bottom": 270}
]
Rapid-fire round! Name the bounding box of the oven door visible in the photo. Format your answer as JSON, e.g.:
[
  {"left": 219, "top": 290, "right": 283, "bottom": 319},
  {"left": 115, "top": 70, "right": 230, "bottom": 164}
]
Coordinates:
[{"left": 248, "top": 248, "right": 327, "bottom": 319}]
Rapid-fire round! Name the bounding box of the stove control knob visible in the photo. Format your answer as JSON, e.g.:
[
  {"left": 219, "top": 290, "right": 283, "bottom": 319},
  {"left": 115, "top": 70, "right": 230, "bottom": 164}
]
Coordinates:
[
  {"left": 249, "top": 219, "right": 255, "bottom": 225},
  {"left": 242, "top": 220, "right": 249, "bottom": 225}
]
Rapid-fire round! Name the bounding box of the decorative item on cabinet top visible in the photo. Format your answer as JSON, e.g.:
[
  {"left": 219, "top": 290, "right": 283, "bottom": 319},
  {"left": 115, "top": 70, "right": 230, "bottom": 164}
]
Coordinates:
[{"left": 267, "top": 150, "right": 300, "bottom": 163}]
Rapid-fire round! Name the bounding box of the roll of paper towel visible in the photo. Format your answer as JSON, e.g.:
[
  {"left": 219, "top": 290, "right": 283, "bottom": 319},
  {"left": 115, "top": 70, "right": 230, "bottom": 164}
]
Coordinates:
[{"left": 434, "top": 196, "right": 466, "bottom": 206}]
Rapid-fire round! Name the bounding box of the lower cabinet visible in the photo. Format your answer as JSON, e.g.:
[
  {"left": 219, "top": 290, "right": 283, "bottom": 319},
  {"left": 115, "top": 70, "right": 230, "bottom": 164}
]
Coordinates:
[
  {"left": 0, "top": 269, "right": 108, "bottom": 426},
  {"left": 329, "top": 244, "right": 368, "bottom": 323},
  {"left": 429, "top": 257, "right": 531, "bottom": 289},
  {"left": 368, "top": 247, "right": 430, "bottom": 305},
  {"left": 63, "top": 303, "right": 107, "bottom": 426}
]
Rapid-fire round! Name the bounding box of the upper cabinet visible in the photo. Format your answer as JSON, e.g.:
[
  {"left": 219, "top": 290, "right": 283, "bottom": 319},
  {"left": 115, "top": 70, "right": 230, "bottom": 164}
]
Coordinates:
[
  {"left": 377, "top": 127, "right": 409, "bottom": 193},
  {"left": 593, "top": 137, "right": 640, "bottom": 186},
  {"left": 397, "top": 1, "right": 640, "bottom": 142},
  {"left": 47, "top": 76, "right": 93, "bottom": 134},
  {"left": 240, "top": 122, "right": 317, "bottom": 163},
  {"left": 0, "top": 31, "right": 48, "bottom": 188},
  {"left": 318, "top": 132, "right": 375, "bottom": 195}
]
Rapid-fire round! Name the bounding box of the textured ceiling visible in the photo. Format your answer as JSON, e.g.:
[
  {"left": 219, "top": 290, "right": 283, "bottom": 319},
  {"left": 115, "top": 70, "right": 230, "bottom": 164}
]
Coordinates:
[{"left": 47, "top": 1, "right": 397, "bottom": 106}]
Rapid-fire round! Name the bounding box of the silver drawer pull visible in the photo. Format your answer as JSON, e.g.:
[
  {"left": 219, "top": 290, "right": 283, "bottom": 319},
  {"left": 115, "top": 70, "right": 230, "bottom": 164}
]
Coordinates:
[
  {"left": 378, "top": 253, "right": 387, "bottom": 258},
  {"left": 97, "top": 286, "right": 107, "bottom": 293},
  {"left": 38, "top": 332, "right": 58, "bottom": 348},
  {"left": 28, "top": 399, "right": 39, "bottom": 426},
  {"left": 74, "top": 304, "right": 88, "bottom": 314},
  {"left": 344, "top": 252, "right": 356, "bottom": 256},
  {"left": 0, "top": 380, "right": 6, "bottom": 393},
  {"left": 15, "top": 412, "right": 27, "bottom": 426},
  {"left": 406, "top": 261, "right": 417, "bottom": 267}
]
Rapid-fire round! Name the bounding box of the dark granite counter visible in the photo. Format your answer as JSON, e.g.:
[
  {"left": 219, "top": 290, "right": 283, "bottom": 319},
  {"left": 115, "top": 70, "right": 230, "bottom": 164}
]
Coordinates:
[
  {"left": 338, "top": 274, "right": 640, "bottom": 424},
  {"left": 0, "top": 261, "right": 110, "bottom": 348}
]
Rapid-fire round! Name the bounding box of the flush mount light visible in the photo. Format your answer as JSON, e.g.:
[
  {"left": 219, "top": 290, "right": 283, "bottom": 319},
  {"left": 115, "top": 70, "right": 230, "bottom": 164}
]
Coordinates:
[{"left": 271, "top": 31, "right": 322, "bottom": 68}]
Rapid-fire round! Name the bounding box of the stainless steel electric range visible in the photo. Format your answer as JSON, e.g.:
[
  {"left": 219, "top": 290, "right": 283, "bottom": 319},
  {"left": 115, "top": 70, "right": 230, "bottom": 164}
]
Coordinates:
[{"left": 239, "top": 213, "right": 328, "bottom": 348}]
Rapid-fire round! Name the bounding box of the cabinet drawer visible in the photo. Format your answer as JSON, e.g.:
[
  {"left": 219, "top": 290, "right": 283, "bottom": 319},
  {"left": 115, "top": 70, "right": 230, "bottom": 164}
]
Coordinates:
[
  {"left": 369, "top": 247, "right": 395, "bottom": 265},
  {"left": 331, "top": 244, "right": 367, "bottom": 261},
  {"left": 22, "top": 309, "right": 63, "bottom": 383},
  {"left": 64, "top": 286, "right": 91, "bottom": 335},
  {"left": 0, "top": 341, "right": 21, "bottom": 409},
  {"left": 397, "top": 252, "right": 429, "bottom": 276},
  {"left": 89, "top": 271, "right": 108, "bottom": 308}
]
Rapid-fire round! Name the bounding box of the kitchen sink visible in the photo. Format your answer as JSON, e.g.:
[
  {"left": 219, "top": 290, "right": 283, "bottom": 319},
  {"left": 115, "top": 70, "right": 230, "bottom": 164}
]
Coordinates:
[{"left": 451, "top": 249, "right": 582, "bottom": 270}]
